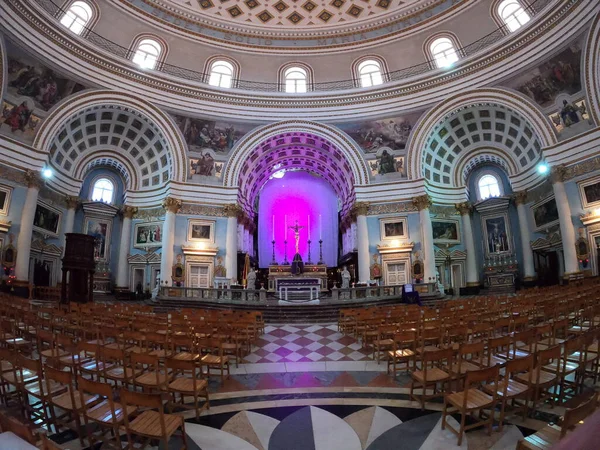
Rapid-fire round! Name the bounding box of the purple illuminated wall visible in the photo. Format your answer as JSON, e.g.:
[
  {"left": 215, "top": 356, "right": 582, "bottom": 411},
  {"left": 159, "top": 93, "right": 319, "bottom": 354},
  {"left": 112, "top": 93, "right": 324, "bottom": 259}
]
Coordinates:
[{"left": 258, "top": 171, "right": 339, "bottom": 268}]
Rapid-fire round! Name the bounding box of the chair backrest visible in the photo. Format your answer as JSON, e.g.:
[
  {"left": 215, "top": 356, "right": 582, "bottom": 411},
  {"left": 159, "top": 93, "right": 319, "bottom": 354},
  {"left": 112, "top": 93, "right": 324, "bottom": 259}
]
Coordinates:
[
  {"left": 423, "top": 347, "right": 453, "bottom": 366},
  {"left": 45, "top": 364, "right": 73, "bottom": 385},
  {"left": 458, "top": 341, "right": 485, "bottom": 367},
  {"left": 120, "top": 389, "right": 168, "bottom": 437},
  {"left": 535, "top": 345, "right": 561, "bottom": 376},
  {"left": 561, "top": 392, "right": 599, "bottom": 438},
  {"left": 505, "top": 355, "right": 534, "bottom": 389},
  {"left": 465, "top": 364, "right": 499, "bottom": 388}
]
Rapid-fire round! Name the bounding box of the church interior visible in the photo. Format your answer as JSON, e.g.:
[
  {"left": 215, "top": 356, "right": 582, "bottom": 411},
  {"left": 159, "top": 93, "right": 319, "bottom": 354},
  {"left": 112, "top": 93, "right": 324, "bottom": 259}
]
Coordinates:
[{"left": 1, "top": 0, "right": 600, "bottom": 448}]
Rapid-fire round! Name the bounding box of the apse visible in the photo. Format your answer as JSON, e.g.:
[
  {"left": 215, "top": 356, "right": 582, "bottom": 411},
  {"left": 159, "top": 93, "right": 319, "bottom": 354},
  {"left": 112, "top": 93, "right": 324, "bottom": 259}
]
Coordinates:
[{"left": 258, "top": 170, "right": 339, "bottom": 268}]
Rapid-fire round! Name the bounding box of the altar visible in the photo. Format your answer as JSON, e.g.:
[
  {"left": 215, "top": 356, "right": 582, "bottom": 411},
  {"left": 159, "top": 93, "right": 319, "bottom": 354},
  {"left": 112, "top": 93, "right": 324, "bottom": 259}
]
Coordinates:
[{"left": 268, "top": 264, "right": 328, "bottom": 292}]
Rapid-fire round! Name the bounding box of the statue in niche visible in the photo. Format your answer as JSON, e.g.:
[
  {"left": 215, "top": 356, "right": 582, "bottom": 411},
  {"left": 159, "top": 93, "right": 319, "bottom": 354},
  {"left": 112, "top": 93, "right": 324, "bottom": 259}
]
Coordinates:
[
  {"left": 341, "top": 266, "right": 351, "bottom": 289},
  {"left": 436, "top": 268, "right": 445, "bottom": 295},
  {"left": 246, "top": 267, "right": 256, "bottom": 290},
  {"left": 151, "top": 272, "right": 160, "bottom": 300},
  {"left": 560, "top": 100, "right": 580, "bottom": 127}
]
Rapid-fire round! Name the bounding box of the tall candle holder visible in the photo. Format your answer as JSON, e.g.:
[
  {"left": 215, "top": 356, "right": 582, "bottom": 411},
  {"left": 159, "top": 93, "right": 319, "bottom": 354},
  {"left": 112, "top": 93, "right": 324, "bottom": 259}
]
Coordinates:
[
  {"left": 271, "top": 240, "right": 277, "bottom": 265},
  {"left": 283, "top": 240, "right": 289, "bottom": 265},
  {"left": 317, "top": 239, "right": 324, "bottom": 265},
  {"left": 307, "top": 239, "right": 313, "bottom": 264}
]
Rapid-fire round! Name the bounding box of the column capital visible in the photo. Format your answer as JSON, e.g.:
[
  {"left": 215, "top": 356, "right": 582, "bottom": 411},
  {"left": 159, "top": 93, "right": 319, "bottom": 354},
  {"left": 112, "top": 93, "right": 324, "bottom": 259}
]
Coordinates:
[
  {"left": 412, "top": 194, "right": 431, "bottom": 211},
  {"left": 162, "top": 197, "right": 182, "bottom": 214},
  {"left": 513, "top": 191, "right": 528, "bottom": 206},
  {"left": 24, "top": 169, "right": 43, "bottom": 189},
  {"left": 224, "top": 203, "right": 243, "bottom": 218},
  {"left": 455, "top": 202, "right": 473, "bottom": 216},
  {"left": 550, "top": 165, "right": 567, "bottom": 184},
  {"left": 351, "top": 202, "right": 370, "bottom": 217},
  {"left": 64, "top": 195, "right": 80, "bottom": 210},
  {"left": 121, "top": 205, "right": 138, "bottom": 219}
]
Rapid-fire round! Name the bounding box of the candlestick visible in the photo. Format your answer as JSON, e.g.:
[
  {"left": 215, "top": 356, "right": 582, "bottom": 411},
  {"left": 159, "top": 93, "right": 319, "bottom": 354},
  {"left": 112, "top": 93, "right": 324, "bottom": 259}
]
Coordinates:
[
  {"left": 271, "top": 240, "right": 277, "bottom": 265},
  {"left": 284, "top": 215, "right": 287, "bottom": 238},
  {"left": 319, "top": 214, "right": 322, "bottom": 240},
  {"left": 272, "top": 215, "right": 275, "bottom": 241},
  {"left": 284, "top": 240, "right": 289, "bottom": 265},
  {"left": 307, "top": 239, "right": 313, "bottom": 264},
  {"left": 308, "top": 215, "right": 310, "bottom": 240},
  {"left": 318, "top": 239, "right": 323, "bottom": 265}
]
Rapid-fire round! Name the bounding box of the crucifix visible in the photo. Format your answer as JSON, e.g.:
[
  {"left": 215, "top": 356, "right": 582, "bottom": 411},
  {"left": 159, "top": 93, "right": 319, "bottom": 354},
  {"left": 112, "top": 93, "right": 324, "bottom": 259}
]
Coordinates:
[{"left": 289, "top": 220, "right": 305, "bottom": 254}]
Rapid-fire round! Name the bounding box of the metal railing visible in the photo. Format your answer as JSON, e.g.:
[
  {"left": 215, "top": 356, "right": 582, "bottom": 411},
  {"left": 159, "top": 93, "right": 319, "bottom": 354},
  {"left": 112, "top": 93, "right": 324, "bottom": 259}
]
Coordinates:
[{"left": 28, "top": 0, "right": 554, "bottom": 93}]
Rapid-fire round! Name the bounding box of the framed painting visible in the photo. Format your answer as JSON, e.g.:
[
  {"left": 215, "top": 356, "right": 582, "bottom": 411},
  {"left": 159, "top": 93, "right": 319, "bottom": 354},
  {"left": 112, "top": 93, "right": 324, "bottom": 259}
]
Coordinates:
[
  {"left": 431, "top": 219, "right": 460, "bottom": 244},
  {"left": 84, "top": 217, "right": 112, "bottom": 261},
  {"left": 32, "top": 202, "right": 61, "bottom": 237},
  {"left": 187, "top": 219, "right": 215, "bottom": 243},
  {"left": 483, "top": 214, "right": 511, "bottom": 255},
  {"left": 578, "top": 176, "right": 600, "bottom": 209},
  {"left": 134, "top": 221, "right": 163, "bottom": 248},
  {"left": 0, "top": 185, "right": 12, "bottom": 216},
  {"left": 532, "top": 196, "right": 560, "bottom": 231},
  {"left": 379, "top": 217, "right": 408, "bottom": 241}
]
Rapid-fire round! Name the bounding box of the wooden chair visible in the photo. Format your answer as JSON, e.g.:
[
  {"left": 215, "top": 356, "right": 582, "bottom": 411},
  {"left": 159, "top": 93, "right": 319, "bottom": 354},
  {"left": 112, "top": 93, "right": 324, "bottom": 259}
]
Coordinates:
[
  {"left": 170, "top": 334, "right": 200, "bottom": 362},
  {"left": 21, "top": 356, "right": 64, "bottom": 431},
  {"left": 510, "top": 329, "right": 535, "bottom": 359},
  {"left": 77, "top": 375, "right": 136, "bottom": 449},
  {"left": 132, "top": 352, "right": 170, "bottom": 392},
  {"left": 386, "top": 330, "right": 416, "bottom": 377},
  {"left": 442, "top": 365, "right": 499, "bottom": 446},
  {"left": 101, "top": 346, "right": 138, "bottom": 388},
  {"left": 515, "top": 346, "right": 561, "bottom": 413},
  {"left": 448, "top": 341, "right": 486, "bottom": 390},
  {"left": 486, "top": 335, "right": 511, "bottom": 367},
  {"left": 2, "top": 353, "right": 38, "bottom": 415},
  {"left": 45, "top": 365, "right": 98, "bottom": 445},
  {"left": 166, "top": 358, "right": 210, "bottom": 419},
  {"left": 483, "top": 354, "right": 533, "bottom": 430},
  {"left": 373, "top": 324, "right": 396, "bottom": 363},
  {"left": 121, "top": 389, "right": 188, "bottom": 449},
  {"left": 0, "top": 411, "right": 38, "bottom": 446},
  {"left": 199, "top": 338, "right": 230, "bottom": 386},
  {"left": 410, "top": 347, "right": 453, "bottom": 410}
]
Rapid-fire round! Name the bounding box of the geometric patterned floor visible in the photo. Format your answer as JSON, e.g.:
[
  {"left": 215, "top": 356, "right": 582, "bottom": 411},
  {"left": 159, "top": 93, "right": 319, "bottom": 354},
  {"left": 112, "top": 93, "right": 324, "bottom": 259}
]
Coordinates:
[{"left": 245, "top": 324, "right": 374, "bottom": 363}]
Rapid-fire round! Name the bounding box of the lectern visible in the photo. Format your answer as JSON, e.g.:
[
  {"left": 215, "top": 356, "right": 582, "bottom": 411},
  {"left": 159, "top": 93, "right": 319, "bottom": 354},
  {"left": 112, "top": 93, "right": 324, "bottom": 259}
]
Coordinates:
[{"left": 61, "top": 233, "right": 96, "bottom": 304}]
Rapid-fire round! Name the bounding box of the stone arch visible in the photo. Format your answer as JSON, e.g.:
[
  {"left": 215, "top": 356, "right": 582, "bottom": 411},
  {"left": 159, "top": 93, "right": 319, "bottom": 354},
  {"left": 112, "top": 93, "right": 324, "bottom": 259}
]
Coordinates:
[
  {"left": 224, "top": 120, "right": 369, "bottom": 218},
  {"left": 406, "top": 88, "right": 557, "bottom": 187},
  {"left": 34, "top": 89, "right": 187, "bottom": 193},
  {"left": 583, "top": 11, "right": 600, "bottom": 125}
]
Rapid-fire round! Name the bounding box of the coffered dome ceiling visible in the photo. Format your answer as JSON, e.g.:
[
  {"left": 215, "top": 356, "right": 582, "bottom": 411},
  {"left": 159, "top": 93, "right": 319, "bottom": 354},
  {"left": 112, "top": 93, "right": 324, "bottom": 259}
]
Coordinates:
[{"left": 117, "top": 0, "right": 464, "bottom": 41}]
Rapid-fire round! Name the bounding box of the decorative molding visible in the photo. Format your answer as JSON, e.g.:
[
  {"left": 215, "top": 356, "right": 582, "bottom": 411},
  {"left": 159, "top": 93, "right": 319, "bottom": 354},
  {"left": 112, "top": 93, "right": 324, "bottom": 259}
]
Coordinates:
[
  {"left": 377, "top": 242, "right": 414, "bottom": 254},
  {"left": 455, "top": 202, "right": 473, "bottom": 216},
  {"left": 0, "top": 220, "right": 11, "bottom": 233},
  {"left": 531, "top": 232, "right": 562, "bottom": 250},
  {"left": 412, "top": 195, "right": 431, "bottom": 211},
  {"left": 513, "top": 191, "right": 528, "bottom": 206},
  {"left": 223, "top": 203, "right": 243, "bottom": 218},
  {"left": 367, "top": 202, "right": 418, "bottom": 216},
  {"left": 163, "top": 197, "right": 182, "bottom": 214},
  {"left": 122, "top": 205, "right": 138, "bottom": 219},
  {"left": 431, "top": 204, "right": 460, "bottom": 216},
  {"left": 179, "top": 203, "right": 226, "bottom": 217},
  {"left": 24, "top": 169, "right": 43, "bottom": 190},
  {"left": 564, "top": 154, "right": 600, "bottom": 181},
  {"left": 135, "top": 207, "right": 166, "bottom": 221},
  {"left": 127, "top": 252, "right": 161, "bottom": 263},
  {"left": 550, "top": 164, "right": 568, "bottom": 184},
  {"left": 30, "top": 239, "right": 63, "bottom": 257},
  {"left": 181, "top": 245, "right": 219, "bottom": 257},
  {"left": 352, "top": 202, "right": 370, "bottom": 217},
  {"left": 0, "top": 164, "right": 26, "bottom": 186},
  {"left": 64, "top": 195, "right": 80, "bottom": 210}
]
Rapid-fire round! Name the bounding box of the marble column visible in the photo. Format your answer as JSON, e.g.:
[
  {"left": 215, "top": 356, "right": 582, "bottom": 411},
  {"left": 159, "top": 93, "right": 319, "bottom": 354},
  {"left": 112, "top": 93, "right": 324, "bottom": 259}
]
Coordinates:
[
  {"left": 225, "top": 204, "right": 241, "bottom": 282},
  {"left": 456, "top": 202, "right": 479, "bottom": 286},
  {"left": 551, "top": 165, "right": 580, "bottom": 276},
  {"left": 413, "top": 195, "right": 436, "bottom": 282},
  {"left": 62, "top": 196, "right": 79, "bottom": 236},
  {"left": 237, "top": 223, "right": 245, "bottom": 253},
  {"left": 160, "top": 197, "right": 181, "bottom": 286},
  {"left": 15, "top": 170, "right": 42, "bottom": 281},
  {"left": 116, "top": 205, "right": 137, "bottom": 289},
  {"left": 514, "top": 191, "right": 536, "bottom": 280},
  {"left": 353, "top": 202, "right": 370, "bottom": 283}
]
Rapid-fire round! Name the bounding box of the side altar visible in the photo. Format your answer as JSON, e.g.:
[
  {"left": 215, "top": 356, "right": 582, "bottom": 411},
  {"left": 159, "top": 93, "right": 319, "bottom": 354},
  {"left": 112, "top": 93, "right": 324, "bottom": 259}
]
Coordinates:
[{"left": 267, "top": 264, "right": 328, "bottom": 292}]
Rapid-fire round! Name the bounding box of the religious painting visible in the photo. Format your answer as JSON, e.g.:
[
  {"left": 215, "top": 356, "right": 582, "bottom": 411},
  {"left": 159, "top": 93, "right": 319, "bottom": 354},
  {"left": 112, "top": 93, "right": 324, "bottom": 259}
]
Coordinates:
[
  {"left": 431, "top": 219, "right": 460, "bottom": 244},
  {"left": 187, "top": 219, "right": 215, "bottom": 243},
  {"left": 549, "top": 98, "right": 591, "bottom": 133},
  {"left": 1, "top": 100, "right": 41, "bottom": 142},
  {"left": 532, "top": 196, "right": 560, "bottom": 231},
  {"left": 339, "top": 112, "right": 422, "bottom": 153},
  {"left": 32, "top": 202, "right": 61, "bottom": 237},
  {"left": 503, "top": 43, "right": 582, "bottom": 108},
  {"left": 483, "top": 215, "right": 511, "bottom": 255},
  {"left": 380, "top": 217, "right": 408, "bottom": 241},
  {"left": 134, "top": 221, "right": 163, "bottom": 248},
  {"left": 578, "top": 176, "right": 600, "bottom": 209},
  {"left": 188, "top": 154, "right": 224, "bottom": 178},
  {"left": 5, "top": 41, "right": 86, "bottom": 112},
  {"left": 84, "top": 217, "right": 112, "bottom": 261},
  {"left": 0, "top": 184, "right": 12, "bottom": 216},
  {"left": 369, "top": 152, "right": 406, "bottom": 177},
  {"left": 172, "top": 114, "right": 258, "bottom": 153}
]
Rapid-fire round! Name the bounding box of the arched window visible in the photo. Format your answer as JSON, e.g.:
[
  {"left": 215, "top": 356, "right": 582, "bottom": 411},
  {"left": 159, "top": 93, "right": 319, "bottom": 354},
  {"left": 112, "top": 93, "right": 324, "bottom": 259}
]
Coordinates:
[
  {"left": 131, "top": 38, "right": 162, "bottom": 70},
  {"left": 208, "top": 60, "right": 234, "bottom": 88},
  {"left": 430, "top": 37, "right": 460, "bottom": 69},
  {"left": 358, "top": 60, "right": 384, "bottom": 87},
  {"left": 284, "top": 67, "right": 308, "bottom": 93},
  {"left": 478, "top": 174, "right": 501, "bottom": 200},
  {"left": 498, "top": 0, "right": 530, "bottom": 32},
  {"left": 59, "top": 1, "right": 93, "bottom": 35},
  {"left": 91, "top": 178, "right": 115, "bottom": 203}
]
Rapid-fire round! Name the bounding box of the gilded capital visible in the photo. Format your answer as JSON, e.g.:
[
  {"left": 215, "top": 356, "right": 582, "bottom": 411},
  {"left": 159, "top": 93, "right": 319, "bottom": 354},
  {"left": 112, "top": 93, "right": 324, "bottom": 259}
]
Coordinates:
[
  {"left": 24, "top": 169, "right": 43, "bottom": 189},
  {"left": 64, "top": 195, "right": 80, "bottom": 210},
  {"left": 550, "top": 165, "right": 567, "bottom": 184},
  {"left": 122, "top": 205, "right": 138, "bottom": 219},
  {"left": 513, "top": 191, "right": 528, "bottom": 206},
  {"left": 455, "top": 202, "right": 472, "bottom": 216},
  {"left": 412, "top": 195, "right": 431, "bottom": 211},
  {"left": 351, "top": 202, "right": 369, "bottom": 217},
  {"left": 224, "top": 203, "right": 243, "bottom": 218},
  {"left": 162, "top": 197, "right": 182, "bottom": 214}
]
